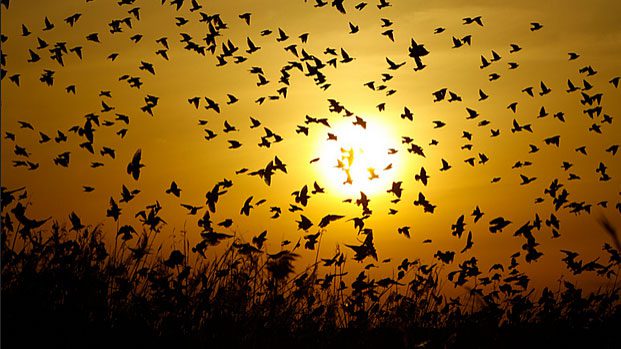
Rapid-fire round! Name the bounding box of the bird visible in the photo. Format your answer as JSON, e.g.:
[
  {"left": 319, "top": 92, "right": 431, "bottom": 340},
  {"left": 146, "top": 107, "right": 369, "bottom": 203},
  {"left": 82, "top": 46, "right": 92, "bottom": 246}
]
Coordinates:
[
  {"left": 507, "top": 102, "right": 518, "bottom": 113},
  {"left": 340, "top": 48, "right": 354, "bottom": 63},
  {"left": 408, "top": 38, "right": 429, "bottom": 70},
  {"left": 539, "top": 81, "right": 551, "bottom": 95},
  {"left": 120, "top": 185, "right": 140, "bottom": 203},
  {"left": 413, "top": 192, "right": 436, "bottom": 214},
  {"left": 353, "top": 116, "right": 366, "bottom": 129},
  {"left": 27, "top": 49, "right": 40, "bottom": 63},
  {"left": 296, "top": 215, "right": 313, "bottom": 231},
  {"left": 43, "top": 16, "right": 54, "bottom": 31},
  {"left": 311, "top": 182, "right": 325, "bottom": 194},
  {"left": 276, "top": 28, "right": 289, "bottom": 42},
  {"left": 605, "top": 145, "right": 619, "bottom": 155},
  {"left": 181, "top": 204, "right": 202, "bottom": 215},
  {"left": 509, "top": 44, "right": 522, "bottom": 52},
  {"left": 18, "top": 121, "right": 34, "bottom": 130},
  {"left": 223, "top": 120, "right": 237, "bottom": 133},
  {"left": 466, "top": 108, "right": 479, "bottom": 119},
  {"left": 566, "top": 79, "right": 580, "bottom": 93},
  {"left": 440, "top": 159, "right": 451, "bottom": 171},
  {"left": 522, "top": 86, "right": 534, "bottom": 97},
  {"left": 8, "top": 74, "right": 20, "bottom": 86},
  {"left": 520, "top": 174, "right": 537, "bottom": 185},
  {"left": 386, "top": 57, "right": 405, "bottom": 70},
  {"left": 377, "top": 0, "right": 391, "bottom": 9},
  {"left": 166, "top": 181, "right": 181, "bottom": 197},
  {"left": 415, "top": 167, "right": 429, "bottom": 186},
  {"left": 5, "top": 132, "right": 16, "bottom": 141},
  {"left": 204, "top": 97, "right": 220, "bottom": 113},
  {"left": 452, "top": 36, "right": 463, "bottom": 48},
  {"left": 382, "top": 29, "right": 394, "bottom": 41},
  {"left": 38, "top": 132, "right": 51, "bottom": 143},
  {"left": 433, "top": 120, "right": 446, "bottom": 128},
  {"left": 480, "top": 56, "right": 490, "bottom": 69},
  {"left": 348, "top": 22, "right": 359, "bottom": 34},
  {"left": 530, "top": 22, "right": 543, "bottom": 31},
  {"left": 228, "top": 140, "right": 242, "bottom": 149},
  {"left": 21, "top": 24, "right": 31, "bottom": 36},
  {"left": 397, "top": 226, "right": 411, "bottom": 239},
  {"left": 240, "top": 196, "right": 254, "bottom": 216},
  {"left": 544, "top": 135, "right": 560, "bottom": 147},
  {"left": 156, "top": 37, "right": 169, "bottom": 49},
  {"left": 53, "top": 152, "right": 70, "bottom": 167},
  {"left": 156, "top": 49, "right": 168, "bottom": 60},
  {"left": 86, "top": 33, "right": 100, "bottom": 42},
  {"left": 489, "top": 217, "right": 511, "bottom": 233},
  {"left": 433, "top": 88, "right": 447, "bottom": 102},
  {"left": 463, "top": 16, "right": 483, "bottom": 26},
  {"left": 461, "top": 231, "right": 474, "bottom": 253},
  {"left": 127, "top": 149, "right": 144, "bottom": 180},
  {"left": 239, "top": 12, "right": 251, "bottom": 25}
]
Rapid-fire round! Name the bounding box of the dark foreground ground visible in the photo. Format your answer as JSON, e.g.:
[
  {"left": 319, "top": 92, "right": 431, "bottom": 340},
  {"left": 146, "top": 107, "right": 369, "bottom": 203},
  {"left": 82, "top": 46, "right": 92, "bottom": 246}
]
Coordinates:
[{"left": 2, "top": 202, "right": 621, "bottom": 348}]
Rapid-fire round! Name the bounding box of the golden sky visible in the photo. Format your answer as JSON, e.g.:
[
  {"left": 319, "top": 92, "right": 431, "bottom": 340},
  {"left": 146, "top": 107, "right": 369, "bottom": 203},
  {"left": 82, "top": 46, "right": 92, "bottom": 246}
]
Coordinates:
[{"left": 2, "top": 0, "right": 620, "bottom": 292}]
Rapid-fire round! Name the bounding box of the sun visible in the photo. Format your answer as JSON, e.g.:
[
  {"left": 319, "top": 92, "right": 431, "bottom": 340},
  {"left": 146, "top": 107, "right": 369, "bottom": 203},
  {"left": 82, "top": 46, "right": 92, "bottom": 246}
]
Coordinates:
[{"left": 317, "top": 117, "right": 400, "bottom": 196}]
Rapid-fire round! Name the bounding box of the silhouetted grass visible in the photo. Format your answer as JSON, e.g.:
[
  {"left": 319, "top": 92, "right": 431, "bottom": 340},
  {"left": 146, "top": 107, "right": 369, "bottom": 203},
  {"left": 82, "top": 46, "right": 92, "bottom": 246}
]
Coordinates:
[{"left": 2, "top": 197, "right": 620, "bottom": 348}]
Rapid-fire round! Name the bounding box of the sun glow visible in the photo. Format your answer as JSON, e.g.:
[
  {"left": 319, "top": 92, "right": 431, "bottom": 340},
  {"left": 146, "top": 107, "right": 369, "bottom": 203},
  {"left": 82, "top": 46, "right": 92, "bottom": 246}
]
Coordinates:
[{"left": 317, "top": 118, "right": 400, "bottom": 196}]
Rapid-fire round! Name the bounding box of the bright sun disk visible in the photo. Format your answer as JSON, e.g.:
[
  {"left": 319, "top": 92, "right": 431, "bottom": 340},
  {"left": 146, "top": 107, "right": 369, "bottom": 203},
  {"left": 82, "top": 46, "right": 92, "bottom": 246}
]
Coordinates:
[{"left": 318, "top": 118, "right": 399, "bottom": 196}]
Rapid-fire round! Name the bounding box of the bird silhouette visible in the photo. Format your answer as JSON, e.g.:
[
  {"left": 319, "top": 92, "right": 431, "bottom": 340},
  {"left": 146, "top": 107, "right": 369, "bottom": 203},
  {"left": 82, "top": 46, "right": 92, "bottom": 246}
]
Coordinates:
[
  {"left": 440, "top": 159, "right": 451, "bottom": 171},
  {"left": 127, "top": 149, "right": 144, "bottom": 180},
  {"left": 166, "top": 181, "right": 181, "bottom": 197},
  {"left": 240, "top": 196, "right": 254, "bottom": 216},
  {"left": 463, "top": 16, "right": 483, "bottom": 26},
  {"left": 530, "top": 22, "right": 543, "bottom": 31},
  {"left": 348, "top": 22, "right": 359, "bottom": 34},
  {"left": 386, "top": 57, "right": 405, "bottom": 70},
  {"left": 415, "top": 167, "right": 429, "bottom": 186},
  {"left": 489, "top": 217, "right": 511, "bottom": 233}
]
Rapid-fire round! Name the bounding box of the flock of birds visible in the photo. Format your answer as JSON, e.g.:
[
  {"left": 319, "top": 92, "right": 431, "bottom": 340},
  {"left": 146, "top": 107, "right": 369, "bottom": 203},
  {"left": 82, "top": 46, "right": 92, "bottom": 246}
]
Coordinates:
[{"left": 1, "top": 0, "right": 620, "bottom": 288}]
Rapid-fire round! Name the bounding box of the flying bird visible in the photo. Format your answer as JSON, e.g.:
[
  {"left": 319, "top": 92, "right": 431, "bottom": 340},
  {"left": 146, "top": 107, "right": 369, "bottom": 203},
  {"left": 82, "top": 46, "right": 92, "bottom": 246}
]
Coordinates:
[
  {"left": 463, "top": 16, "right": 483, "bottom": 26},
  {"left": 127, "top": 149, "right": 144, "bottom": 180}
]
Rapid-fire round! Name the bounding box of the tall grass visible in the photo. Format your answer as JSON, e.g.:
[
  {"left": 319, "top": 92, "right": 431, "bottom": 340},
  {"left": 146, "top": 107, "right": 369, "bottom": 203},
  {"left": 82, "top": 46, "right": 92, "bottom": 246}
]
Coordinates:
[{"left": 2, "top": 195, "right": 620, "bottom": 348}]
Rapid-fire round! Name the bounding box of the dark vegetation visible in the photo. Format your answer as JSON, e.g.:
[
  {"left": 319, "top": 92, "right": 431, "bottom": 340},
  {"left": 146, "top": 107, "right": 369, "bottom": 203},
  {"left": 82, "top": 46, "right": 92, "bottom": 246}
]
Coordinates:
[
  {"left": 2, "top": 192, "right": 621, "bottom": 349},
  {"left": 2, "top": 0, "right": 620, "bottom": 347}
]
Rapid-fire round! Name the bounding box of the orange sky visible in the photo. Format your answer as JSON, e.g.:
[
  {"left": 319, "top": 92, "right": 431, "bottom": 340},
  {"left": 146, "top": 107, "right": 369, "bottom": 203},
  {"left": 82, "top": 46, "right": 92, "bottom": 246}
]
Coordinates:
[{"left": 1, "top": 0, "right": 620, "bottom": 293}]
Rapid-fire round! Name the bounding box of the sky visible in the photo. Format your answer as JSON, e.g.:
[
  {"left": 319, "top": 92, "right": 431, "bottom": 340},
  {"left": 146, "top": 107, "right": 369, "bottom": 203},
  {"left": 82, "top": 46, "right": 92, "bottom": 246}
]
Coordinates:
[{"left": 1, "top": 0, "right": 620, "bottom": 293}]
